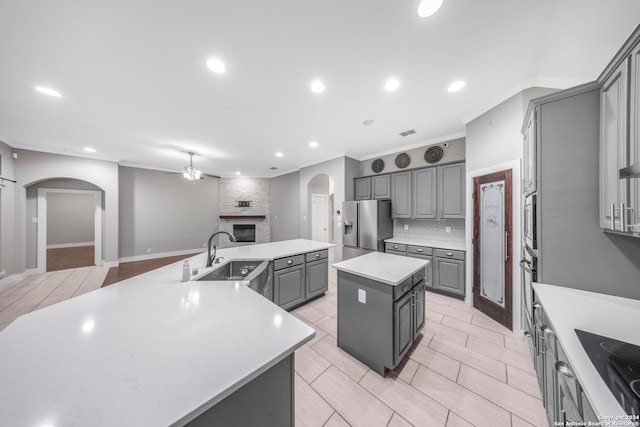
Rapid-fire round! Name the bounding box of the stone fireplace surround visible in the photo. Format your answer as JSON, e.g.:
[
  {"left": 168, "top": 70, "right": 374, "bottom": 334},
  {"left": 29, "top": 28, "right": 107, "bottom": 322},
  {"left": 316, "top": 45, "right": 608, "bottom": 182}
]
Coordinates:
[{"left": 217, "top": 178, "right": 270, "bottom": 248}]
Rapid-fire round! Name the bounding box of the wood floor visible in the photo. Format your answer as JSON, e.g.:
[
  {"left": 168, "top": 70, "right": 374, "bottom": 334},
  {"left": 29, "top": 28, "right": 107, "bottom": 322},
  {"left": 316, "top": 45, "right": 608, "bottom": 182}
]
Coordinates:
[
  {"left": 47, "top": 245, "right": 94, "bottom": 272},
  {"left": 101, "top": 253, "right": 201, "bottom": 287}
]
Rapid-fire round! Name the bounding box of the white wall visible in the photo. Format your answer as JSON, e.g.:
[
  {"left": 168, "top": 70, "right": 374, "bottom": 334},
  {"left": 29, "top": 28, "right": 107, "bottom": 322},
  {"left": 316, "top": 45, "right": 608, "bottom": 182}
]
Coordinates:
[
  {"left": 0, "top": 141, "right": 17, "bottom": 276},
  {"left": 118, "top": 166, "right": 218, "bottom": 260},
  {"left": 46, "top": 193, "right": 95, "bottom": 247},
  {"left": 14, "top": 149, "right": 119, "bottom": 269}
]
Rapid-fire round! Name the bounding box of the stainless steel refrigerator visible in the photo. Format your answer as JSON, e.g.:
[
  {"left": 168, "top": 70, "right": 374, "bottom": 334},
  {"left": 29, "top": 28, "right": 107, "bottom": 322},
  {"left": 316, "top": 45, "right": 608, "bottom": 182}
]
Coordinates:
[{"left": 342, "top": 200, "right": 393, "bottom": 260}]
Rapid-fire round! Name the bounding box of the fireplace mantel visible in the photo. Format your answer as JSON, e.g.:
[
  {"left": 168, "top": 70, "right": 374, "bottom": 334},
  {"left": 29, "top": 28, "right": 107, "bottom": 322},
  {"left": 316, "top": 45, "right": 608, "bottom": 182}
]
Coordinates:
[{"left": 219, "top": 215, "right": 266, "bottom": 220}]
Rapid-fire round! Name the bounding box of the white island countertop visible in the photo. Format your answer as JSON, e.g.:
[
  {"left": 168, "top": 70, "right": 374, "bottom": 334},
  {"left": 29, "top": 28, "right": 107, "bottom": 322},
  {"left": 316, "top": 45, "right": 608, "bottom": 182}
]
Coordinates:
[
  {"left": 533, "top": 283, "right": 640, "bottom": 418},
  {"left": 0, "top": 239, "right": 332, "bottom": 426},
  {"left": 333, "top": 251, "right": 427, "bottom": 286}
]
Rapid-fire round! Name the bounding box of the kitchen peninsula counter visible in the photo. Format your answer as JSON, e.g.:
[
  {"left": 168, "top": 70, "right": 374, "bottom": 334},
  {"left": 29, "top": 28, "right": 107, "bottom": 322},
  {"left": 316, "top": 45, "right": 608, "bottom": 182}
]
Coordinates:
[{"left": 0, "top": 239, "right": 332, "bottom": 426}]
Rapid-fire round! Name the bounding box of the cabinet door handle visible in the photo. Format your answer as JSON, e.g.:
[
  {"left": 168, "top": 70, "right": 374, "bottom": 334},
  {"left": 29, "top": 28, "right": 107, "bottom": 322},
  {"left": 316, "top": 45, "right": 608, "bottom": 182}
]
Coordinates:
[
  {"left": 287, "top": 260, "right": 293, "bottom": 265},
  {"left": 555, "top": 361, "right": 575, "bottom": 378},
  {"left": 541, "top": 324, "right": 554, "bottom": 337},
  {"left": 610, "top": 203, "right": 618, "bottom": 231},
  {"left": 523, "top": 331, "right": 531, "bottom": 338}
]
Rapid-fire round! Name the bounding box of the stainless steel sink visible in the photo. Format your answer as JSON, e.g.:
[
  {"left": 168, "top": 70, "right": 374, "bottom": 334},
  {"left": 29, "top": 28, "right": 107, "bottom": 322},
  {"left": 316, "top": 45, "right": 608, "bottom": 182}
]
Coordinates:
[{"left": 197, "top": 260, "right": 274, "bottom": 301}]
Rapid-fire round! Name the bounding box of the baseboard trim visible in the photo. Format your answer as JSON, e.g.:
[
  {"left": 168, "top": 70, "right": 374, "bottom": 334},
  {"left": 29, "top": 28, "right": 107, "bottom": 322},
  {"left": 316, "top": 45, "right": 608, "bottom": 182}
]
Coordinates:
[
  {"left": 103, "top": 261, "right": 120, "bottom": 269},
  {"left": 118, "top": 248, "right": 204, "bottom": 264},
  {"left": 0, "top": 269, "right": 39, "bottom": 291},
  {"left": 46, "top": 242, "right": 95, "bottom": 249}
]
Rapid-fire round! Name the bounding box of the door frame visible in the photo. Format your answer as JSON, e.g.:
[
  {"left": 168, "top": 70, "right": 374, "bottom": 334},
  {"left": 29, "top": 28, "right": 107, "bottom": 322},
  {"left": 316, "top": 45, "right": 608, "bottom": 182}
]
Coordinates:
[
  {"left": 311, "top": 193, "right": 329, "bottom": 243},
  {"left": 472, "top": 169, "right": 513, "bottom": 330},
  {"left": 37, "top": 188, "right": 103, "bottom": 273}
]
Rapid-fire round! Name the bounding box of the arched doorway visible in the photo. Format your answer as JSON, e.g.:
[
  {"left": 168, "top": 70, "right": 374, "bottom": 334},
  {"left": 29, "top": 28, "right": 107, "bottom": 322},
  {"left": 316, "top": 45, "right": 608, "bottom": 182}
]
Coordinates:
[{"left": 307, "top": 174, "right": 335, "bottom": 243}]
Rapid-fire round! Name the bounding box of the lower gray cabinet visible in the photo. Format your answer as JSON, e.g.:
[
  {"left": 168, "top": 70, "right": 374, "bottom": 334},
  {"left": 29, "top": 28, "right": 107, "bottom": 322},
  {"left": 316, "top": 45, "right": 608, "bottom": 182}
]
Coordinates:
[
  {"left": 412, "top": 281, "right": 426, "bottom": 336},
  {"left": 274, "top": 264, "right": 305, "bottom": 310},
  {"left": 306, "top": 258, "right": 328, "bottom": 300},
  {"left": 433, "top": 250, "right": 465, "bottom": 298},
  {"left": 394, "top": 290, "right": 414, "bottom": 364}
]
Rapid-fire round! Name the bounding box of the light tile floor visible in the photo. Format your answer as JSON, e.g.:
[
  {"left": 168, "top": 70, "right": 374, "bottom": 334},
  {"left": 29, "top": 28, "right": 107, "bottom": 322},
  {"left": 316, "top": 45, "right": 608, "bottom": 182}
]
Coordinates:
[
  {"left": 0, "top": 266, "right": 108, "bottom": 331},
  {"left": 0, "top": 263, "right": 547, "bottom": 426},
  {"left": 291, "top": 264, "right": 549, "bottom": 427}
]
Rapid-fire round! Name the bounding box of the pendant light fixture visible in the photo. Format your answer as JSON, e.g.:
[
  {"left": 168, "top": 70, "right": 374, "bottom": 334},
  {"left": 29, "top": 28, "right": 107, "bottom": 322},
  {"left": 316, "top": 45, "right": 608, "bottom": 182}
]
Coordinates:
[{"left": 418, "top": 0, "right": 443, "bottom": 17}]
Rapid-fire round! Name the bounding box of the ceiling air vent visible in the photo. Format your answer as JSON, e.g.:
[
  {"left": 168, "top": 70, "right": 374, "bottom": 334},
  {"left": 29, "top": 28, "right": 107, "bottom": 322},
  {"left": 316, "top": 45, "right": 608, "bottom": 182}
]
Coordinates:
[
  {"left": 399, "top": 129, "right": 416, "bottom": 137},
  {"left": 269, "top": 167, "right": 278, "bottom": 170}
]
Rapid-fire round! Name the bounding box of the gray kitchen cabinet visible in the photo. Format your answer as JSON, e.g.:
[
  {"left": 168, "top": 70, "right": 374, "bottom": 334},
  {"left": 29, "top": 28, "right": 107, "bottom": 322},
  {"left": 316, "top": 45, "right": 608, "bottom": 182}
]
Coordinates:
[
  {"left": 337, "top": 270, "right": 425, "bottom": 375},
  {"left": 407, "top": 245, "right": 432, "bottom": 289},
  {"left": 629, "top": 41, "right": 640, "bottom": 229},
  {"left": 372, "top": 174, "right": 391, "bottom": 199},
  {"left": 433, "top": 249, "right": 465, "bottom": 298},
  {"left": 412, "top": 168, "right": 437, "bottom": 219},
  {"left": 600, "top": 58, "right": 630, "bottom": 231},
  {"left": 355, "top": 177, "right": 371, "bottom": 200},
  {"left": 306, "top": 257, "right": 328, "bottom": 300},
  {"left": 391, "top": 171, "right": 412, "bottom": 218},
  {"left": 437, "top": 163, "right": 465, "bottom": 219},
  {"left": 522, "top": 108, "right": 537, "bottom": 195},
  {"left": 273, "top": 264, "right": 305, "bottom": 310}
]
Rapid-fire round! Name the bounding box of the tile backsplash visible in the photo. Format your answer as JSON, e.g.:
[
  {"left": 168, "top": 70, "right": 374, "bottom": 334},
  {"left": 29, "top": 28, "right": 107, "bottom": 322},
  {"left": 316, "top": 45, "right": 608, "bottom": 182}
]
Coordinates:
[{"left": 393, "top": 219, "right": 465, "bottom": 243}]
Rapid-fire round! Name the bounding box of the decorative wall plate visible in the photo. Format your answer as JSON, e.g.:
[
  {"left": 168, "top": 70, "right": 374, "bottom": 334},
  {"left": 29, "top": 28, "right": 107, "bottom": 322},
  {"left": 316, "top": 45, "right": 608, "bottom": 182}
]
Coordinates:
[
  {"left": 395, "top": 153, "right": 410, "bottom": 169},
  {"left": 424, "top": 146, "right": 444, "bottom": 164},
  {"left": 371, "top": 158, "right": 384, "bottom": 173}
]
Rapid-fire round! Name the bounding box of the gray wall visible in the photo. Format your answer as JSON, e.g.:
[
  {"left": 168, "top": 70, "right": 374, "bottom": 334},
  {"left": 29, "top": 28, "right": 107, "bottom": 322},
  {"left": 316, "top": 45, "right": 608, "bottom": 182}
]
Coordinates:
[
  {"left": 15, "top": 150, "right": 118, "bottom": 269},
  {"left": 47, "top": 193, "right": 95, "bottom": 246},
  {"left": 344, "top": 156, "right": 360, "bottom": 202},
  {"left": 299, "top": 157, "right": 346, "bottom": 261},
  {"left": 118, "top": 166, "right": 218, "bottom": 259},
  {"left": 270, "top": 171, "right": 300, "bottom": 242},
  {"left": 0, "top": 141, "right": 17, "bottom": 276},
  {"left": 358, "top": 137, "right": 466, "bottom": 177}
]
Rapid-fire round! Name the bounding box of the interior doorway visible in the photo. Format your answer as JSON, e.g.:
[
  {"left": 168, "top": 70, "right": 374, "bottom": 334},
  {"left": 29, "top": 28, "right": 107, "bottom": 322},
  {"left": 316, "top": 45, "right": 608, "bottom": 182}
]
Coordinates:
[
  {"left": 307, "top": 174, "right": 335, "bottom": 243},
  {"left": 37, "top": 188, "right": 103, "bottom": 273},
  {"left": 472, "top": 169, "right": 513, "bottom": 330}
]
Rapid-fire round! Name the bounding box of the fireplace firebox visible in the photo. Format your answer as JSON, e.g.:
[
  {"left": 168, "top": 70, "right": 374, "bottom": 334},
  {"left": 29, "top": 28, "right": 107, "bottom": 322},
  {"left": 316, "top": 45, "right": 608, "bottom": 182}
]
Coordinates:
[{"left": 233, "top": 224, "right": 256, "bottom": 243}]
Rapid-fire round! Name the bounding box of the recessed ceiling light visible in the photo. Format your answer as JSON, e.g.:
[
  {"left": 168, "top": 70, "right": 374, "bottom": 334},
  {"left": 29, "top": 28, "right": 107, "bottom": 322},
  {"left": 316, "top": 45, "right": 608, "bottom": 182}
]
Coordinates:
[
  {"left": 83, "top": 147, "right": 96, "bottom": 153},
  {"left": 362, "top": 119, "right": 375, "bottom": 126},
  {"left": 384, "top": 79, "right": 400, "bottom": 92},
  {"left": 35, "top": 86, "right": 61, "bottom": 97},
  {"left": 310, "top": 80, "right": 325, "bottom": 93},
  {"left": 418, "top": 0, "right": 444, "bottom": 17},
  {"left": 275, "top": 152, "right": 284, "bottom": 157},
  {"left": 309, "top": 141, "right": 318, "bottom": 148},
  {"left": 236, "top": 171, "right": 241, "bottom": 175},
  {"left": 206, "top": 58, "right": 226, "bottom": 74},
  {"left": 448, "top": 81, "right": 466, "bottom": 92}
]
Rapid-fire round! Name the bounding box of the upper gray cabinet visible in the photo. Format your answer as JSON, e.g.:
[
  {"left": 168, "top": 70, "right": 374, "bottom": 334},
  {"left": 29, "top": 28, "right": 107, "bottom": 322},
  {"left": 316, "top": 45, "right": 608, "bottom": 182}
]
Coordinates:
[
  {"left": 355, "top": 175, "right": 390, "bottom": 200},
  {"left": 355, "top": 177, "right": 372, "bottom": 200},
  {"left": 372, "top": 174, "right": 391, "bottom": 199},
  {"left": 412, "top": 168, "right": 437, "bottom": 219},
  {"left": 598, "top": 27, "right": 640, "bottom": 235},
  {"left": 438, "top": 163, "right": 466, "bottom": 219},
  {"left": 391, "top": 171, "right": 412, "bottom": 218}
]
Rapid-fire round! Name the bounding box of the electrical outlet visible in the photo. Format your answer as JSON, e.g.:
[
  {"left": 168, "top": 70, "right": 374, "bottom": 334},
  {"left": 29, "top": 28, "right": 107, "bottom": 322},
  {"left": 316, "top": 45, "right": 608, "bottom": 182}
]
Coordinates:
[
  {"left": 404, "top": 224, "right": 409, "bottom": 231},
  {"left": 445, "top": 226, "right": 451, "bottom": 233},
  {"left": 146, "top": 248, "right": 151, "bottom": 253}
]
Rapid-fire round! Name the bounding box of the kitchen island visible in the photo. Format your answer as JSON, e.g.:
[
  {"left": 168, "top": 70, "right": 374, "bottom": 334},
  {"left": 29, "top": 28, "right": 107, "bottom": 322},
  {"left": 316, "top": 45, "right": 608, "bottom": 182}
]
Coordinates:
[
  {"left": 0, "top": 239, "right": 332, "bottom": 426},
  {"left": 333, "top": 252, "right": 428, "bottom": 375}
]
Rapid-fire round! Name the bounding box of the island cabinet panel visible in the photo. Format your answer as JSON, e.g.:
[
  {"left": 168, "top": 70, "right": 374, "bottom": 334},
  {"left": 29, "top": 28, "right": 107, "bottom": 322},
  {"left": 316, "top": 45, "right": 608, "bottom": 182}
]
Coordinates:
[
  {"left": 274, "top": 264, "right": 305, "bottom": 310},
  {"left": 306, "top": 257, "right": 328, "bottom": 300},
  {"left": 337, "top": 270, "right": 425, "bottom": 375},
  {"left": 391, "top": 171, "right": 412, "bottom": 218},
  {"left": 355, "top": 177, "right": 372, "bottom": 200},
  {"left": 186, "top": 354, "right": 294, "bottom": 427},
  {"left": 412, "top": 168, "right": 437, "bottom": 219}
]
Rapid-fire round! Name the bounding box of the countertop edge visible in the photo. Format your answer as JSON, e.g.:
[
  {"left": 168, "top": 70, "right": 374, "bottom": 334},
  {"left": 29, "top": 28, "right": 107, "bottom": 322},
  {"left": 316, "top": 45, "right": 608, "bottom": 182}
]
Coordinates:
[{"left": 384, "top": 238, "right": 466, "bottom": 252}]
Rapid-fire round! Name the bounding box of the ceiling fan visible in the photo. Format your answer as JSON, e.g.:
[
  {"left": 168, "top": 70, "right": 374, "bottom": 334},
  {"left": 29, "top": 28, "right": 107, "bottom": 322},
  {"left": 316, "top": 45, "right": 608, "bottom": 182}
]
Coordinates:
[{"left": 166, "top": 152, "right": 220, "bottom": 181}]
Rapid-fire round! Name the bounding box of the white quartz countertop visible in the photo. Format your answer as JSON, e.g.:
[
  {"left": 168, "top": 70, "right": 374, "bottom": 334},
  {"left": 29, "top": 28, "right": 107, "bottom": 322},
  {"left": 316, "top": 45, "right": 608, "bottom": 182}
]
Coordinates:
[
  {"left": 385, "top": 238, "right": 466, "bottom": 252},
  {"left": 0, "top": 239, "right": 330, "bottom": 426},
  {"left": 532, "top": 283, "right": 640, "bottom": 418},
  {"left": 333, "top": 252, "right": 427, "bottom": 286}
]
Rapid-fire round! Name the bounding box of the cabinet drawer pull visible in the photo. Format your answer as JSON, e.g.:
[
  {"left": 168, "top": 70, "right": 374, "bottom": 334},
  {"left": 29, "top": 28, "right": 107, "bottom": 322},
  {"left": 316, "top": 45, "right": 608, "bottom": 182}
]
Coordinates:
[
  {"left": 393, "top": 245, "right": 399, "bottom": 249},
  {"left": 523, "top": 331, "right": 531, "bottom": 337},
  {"left": 417, "top": 248, "right": 423, "bottom": 252},
  {"left": 555, "top": 361, "right": 575, "bottom": 378},
  {"left": 287, "top": 260, "right": 293, "bottom": 265},
  {"left": 541, "top": 324, "right": 554, "bottom": 336},
  {"left": 315, "top": 253, "right": 321, "bottom": 258},
  {"left": 446, "top": 252, "right": 453, "bottom": 256},
  {"left": 403, "top": 286, "right": 409, "bottom": 293}
]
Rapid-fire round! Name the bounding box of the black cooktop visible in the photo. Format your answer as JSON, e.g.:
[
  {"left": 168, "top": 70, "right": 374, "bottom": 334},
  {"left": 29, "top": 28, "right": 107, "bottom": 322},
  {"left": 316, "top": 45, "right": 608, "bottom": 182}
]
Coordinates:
[{"left": 575, "top": 329, "right": 640, "bottom": 416}]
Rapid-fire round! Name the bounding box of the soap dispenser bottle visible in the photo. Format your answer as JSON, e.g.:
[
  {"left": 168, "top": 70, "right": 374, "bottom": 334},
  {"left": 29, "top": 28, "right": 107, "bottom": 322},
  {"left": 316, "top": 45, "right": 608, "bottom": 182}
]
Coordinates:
[{"left": 182, "top": 260, "right": 190, "bottom": 282}]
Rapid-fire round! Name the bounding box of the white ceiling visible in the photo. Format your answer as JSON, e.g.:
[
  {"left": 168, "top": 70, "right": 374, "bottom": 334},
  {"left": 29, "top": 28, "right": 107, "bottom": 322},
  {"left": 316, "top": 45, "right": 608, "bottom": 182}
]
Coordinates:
[{"left": 1, "top": 1, "right": 639, "bottom": 178}]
